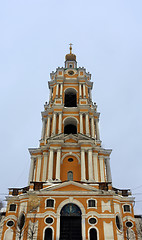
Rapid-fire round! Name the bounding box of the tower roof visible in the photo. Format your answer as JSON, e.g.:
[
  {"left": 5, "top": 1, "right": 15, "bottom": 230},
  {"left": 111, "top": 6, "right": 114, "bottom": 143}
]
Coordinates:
[{"left": 65, "top": 43, "right": 76, "bottom": 61}]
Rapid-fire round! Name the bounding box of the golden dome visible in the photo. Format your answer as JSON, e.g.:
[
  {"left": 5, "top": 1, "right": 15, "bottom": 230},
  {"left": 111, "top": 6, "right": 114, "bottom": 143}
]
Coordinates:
[{"left": 65, "top": 43, "right": 76, "bottom": 61}]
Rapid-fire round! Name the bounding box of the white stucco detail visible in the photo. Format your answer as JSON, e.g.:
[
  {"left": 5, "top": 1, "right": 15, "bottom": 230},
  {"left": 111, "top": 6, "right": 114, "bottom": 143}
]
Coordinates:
[
  {"left": 103, "top": 221, "right": 114, "bottom": 240},
  {"left": 102, "top": 200, "right": 111, "bottom": 213},
  {"left": 19, "top": 201, "right": 27, "bottom": 215},
  {"left": 4, "top": 229, "right": 13, "bottom": 240},
  {"left": 27, "top": 220, "right": 38, "bottom": 240}
]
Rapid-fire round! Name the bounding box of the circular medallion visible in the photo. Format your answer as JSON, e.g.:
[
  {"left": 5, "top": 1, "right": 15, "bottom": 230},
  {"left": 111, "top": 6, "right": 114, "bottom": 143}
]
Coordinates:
[
  {"left": 68, "top": 70, "right": 74, "bottom": 75},
  {"left": 45, "top": 217, "right": 53, "bottom": 224},
  {"left": 89, "top": 217, "right": 97, "bottom": 225},
  {"left": 7, "top": 220, "right": 14, "bottom": 227},
  {"left": 68, "top": 158, "right": 73, "bottom": 162},
  {"left": 126, "top": 221, "right": 133, "bottom": 228}
]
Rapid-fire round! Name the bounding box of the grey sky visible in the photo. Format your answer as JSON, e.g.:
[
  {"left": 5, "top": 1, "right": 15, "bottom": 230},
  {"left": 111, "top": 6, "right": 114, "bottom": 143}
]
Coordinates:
[{"left": 0, "top": 0, "right": 142, "bottom": 214}]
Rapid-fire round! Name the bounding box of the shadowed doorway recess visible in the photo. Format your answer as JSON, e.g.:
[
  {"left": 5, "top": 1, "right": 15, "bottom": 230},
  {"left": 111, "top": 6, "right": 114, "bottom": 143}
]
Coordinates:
[{"left": 60, "top": 203, "right": 82, "bottom": 240}]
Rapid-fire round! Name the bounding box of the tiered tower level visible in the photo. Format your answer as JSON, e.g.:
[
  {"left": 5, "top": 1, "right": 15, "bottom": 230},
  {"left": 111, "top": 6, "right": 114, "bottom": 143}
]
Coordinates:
[{"left": 1, "top": 47, "right": 138, "bottom": 240}]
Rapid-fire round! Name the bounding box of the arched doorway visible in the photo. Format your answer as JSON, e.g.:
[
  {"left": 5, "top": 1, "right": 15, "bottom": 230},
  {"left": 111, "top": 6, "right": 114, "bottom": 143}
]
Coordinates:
[
  {"left": 44, "top": 228, "right": 52, "bottom": 240},
  {"left": 60, "top": 203, "right": 82, "bottom": 240},
  {"left": 89, "top": 228, "right": 97, "bottom": 240}
]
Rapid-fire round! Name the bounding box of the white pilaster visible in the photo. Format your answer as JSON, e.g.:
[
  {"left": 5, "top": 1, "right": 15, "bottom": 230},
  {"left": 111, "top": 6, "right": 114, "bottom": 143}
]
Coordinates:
[
  {"left": 81, "top": 149, "right": 86, "bottom": 181},
  {"left": 58, "top": 113, "right": 62, "bottom": 134},
  {"left": 83, "top": 84, "right": 86, "bottom": 98},
  {"left": 105, "top": 158, "right": 112, "bottom": 183},
  {"left": 48, "top": 149, "right": 54, "bottom": 180},
  {"left": 46, "top": 116, "right": 51, "bottom": 138},
  {"left": 96, "top": 118, "right": 100, "bottom": 140},
  {"left": 36, "top": 155, "right": 42, "bottom": 182},
  {"left": 79, "top": 83, "right": 82, "bottom": 98},
  {"left": 93, "top": 153, "right": 99, "bottom": 182},
  {"left": 91, "top": 116, "right": 95, "bottom": 138},
  {"left": 89, "top": 88, "right": 92, "bottom": 100},
  {"left": 56, "top": 83, "right": 59, "bottom": 97},
  {"left": 99, "top": 156, "right": 105, "bottom": 182},
  {"left": 60, "top": 83, "right": 63, "bottom": 97},
  {"left": 88, "top": 149, "right": 93, "bottom": 181},
  {"left": 52, "top": 113, "right": 57, "bottom": 135},
  {"left": 56, "top": 149, "right": 61, "bottom": 180},
  {"left": 80, "top": 113, "right": 83, "bottom": 134},
  {"left": 41, "top": 119, "right": 46, "bottom": 139},
  {"left": 49, "top": 88, "right": 52, "bottom": 100},
  {"left": 28, "top": 157, "right": 34, "bottom": 184},
  {"left": 85, "top": 113, "right": 90, "bottom": 136},
  {"left": 42, "top": 153, "right": 48, "bottom": 181}
]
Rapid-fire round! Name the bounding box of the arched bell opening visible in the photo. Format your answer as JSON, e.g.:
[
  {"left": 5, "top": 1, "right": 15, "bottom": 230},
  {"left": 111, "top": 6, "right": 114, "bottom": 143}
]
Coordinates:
[
  {"left": 44, "top": 227, "right": 53, "bottom": 240},
  {"left": 64, "top": 88, "right": 77, "bottom": 107},
  {"left": 64, "top": 118, "right": 77, "bottom": 134},
  {"left": 60, "top": 203, "right": 82, "bottom": 240}
]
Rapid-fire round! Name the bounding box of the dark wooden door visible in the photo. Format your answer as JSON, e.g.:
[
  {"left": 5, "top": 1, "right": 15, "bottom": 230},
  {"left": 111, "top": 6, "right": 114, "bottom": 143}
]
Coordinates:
[{"left": 60, "top": 216, "right": 82, "bottom": 240}]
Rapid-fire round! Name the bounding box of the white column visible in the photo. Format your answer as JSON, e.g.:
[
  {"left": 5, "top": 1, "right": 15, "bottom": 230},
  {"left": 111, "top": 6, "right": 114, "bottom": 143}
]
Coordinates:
[
  {"left": 96, "top": 118, "right": 100, "bottom": 140},
  {"left": 28, "top": 157, "right": 34, "bottom": 184},
  {"left": 46, "top": 116, "right": 51, "bottom": 138},
  {"left": 36, "top": 155, "right": 42, "bottom": 182},
  {"left": 85, "top": 113, "right": 90, "bottom": 136},
  {"left": 93, "top": 153, "right": 99, "bottom": 182},
  {"left": 56, "top": 149, "right": 61, "bottom": 180},
  {"left": 99, "top": 156, "right": 105, "bottom": 182},
  {"left": 80, "top": 113, "right": 83, "bottom": 134},
  {"left": 58, "top": 113, "right": 62, "bottom": 134},
  {"left": 60, "top": 83, "right": 63, "bottom": 97},
  {"left": 56, "top": 83, "right": 59, "bottom": 97},
  {"left": 91, "top": 116, "right": 95, "bottom": 138},
  {"left": 42, "top": 153, "right": 48, "bottom": 181},
  {"left": 52, "top": 113, "right": 56, "bottom": 135},
  {"left": 48, "top": 149, "right": 54, "bottom": 180},
  {"left": 105, "top": 158, "right": 112, "bottom": 183},
  {"left": 81, "top": 149, "right": 86, "bottom": 181},
  {"left": 88, "top": 149, "right": 93, "bottom": 181},
  {"left": 41, "top": 119, "right": 46, "bottom": 139},
  {"left": 79, "top": 83, "right": 82, "bottom": 98},
  {"left": 83, "top": 84, "right": 86, "bottom": 98}
]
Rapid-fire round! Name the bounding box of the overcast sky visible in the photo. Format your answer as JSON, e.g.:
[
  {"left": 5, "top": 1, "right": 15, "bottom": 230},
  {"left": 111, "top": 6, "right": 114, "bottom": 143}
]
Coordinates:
[{"left": 0, "top": 0, "right": 142, "bottom": 214}]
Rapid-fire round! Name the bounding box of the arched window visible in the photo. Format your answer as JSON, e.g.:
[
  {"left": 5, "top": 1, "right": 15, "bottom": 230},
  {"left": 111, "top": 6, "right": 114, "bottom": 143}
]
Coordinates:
[
  {"left": 88, "top": 199, "right": 96, "bottom": 208},
  {"left": 44, "top": 228, "right": 52, "bottom": 240},
  {"left": 124, "top": 205, "right": 131, "bottom": 212},
  {"left": 64, "top": 118, "right": 77, "bottom": 134},
  {"left": 68, "top": 171, "right": 73, "bottom": 181},
  {"left": 65, "top": 88, "right": 77, "bottom": 107},
  {"left": 89, "top": 228, "right": 97, "bottom": 240},
  {"left": 9, "top": 204, "right": 16, "bottom": 211},
  {"left": 46, "top": 199, "right": 54, "bottom": 208}
]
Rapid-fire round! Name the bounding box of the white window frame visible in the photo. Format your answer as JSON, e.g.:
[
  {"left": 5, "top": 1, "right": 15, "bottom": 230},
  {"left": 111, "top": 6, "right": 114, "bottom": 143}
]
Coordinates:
[
  {"left": 45, "top": 198, "right": 55, "bottom": 210},
  {"left": 87, "top": 199, "right": 97, "bottom": 209}
]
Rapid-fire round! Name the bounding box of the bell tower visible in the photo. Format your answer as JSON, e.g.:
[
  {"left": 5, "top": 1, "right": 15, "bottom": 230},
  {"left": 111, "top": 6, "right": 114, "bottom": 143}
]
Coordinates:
[
  {"left": 28, "top": 45, "right": 111, "bottom": 187},
  {"left": 1, "top": 46, "right": 138, "bottom": 240}
]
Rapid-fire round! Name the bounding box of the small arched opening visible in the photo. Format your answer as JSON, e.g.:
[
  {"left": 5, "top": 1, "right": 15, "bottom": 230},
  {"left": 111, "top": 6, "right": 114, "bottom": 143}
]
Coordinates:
[
  {"left": 89, "top": 228, "right": 97, "bottom": 240},
  {"left": 60, "top": 203, "right": 82, "bottom": 240},
  {"left": 64, "top": 88, "right": 77, "bottom": 107},
  {"left": 64, "top": 118, "right": 77, "bottom": 134},
  {"left": 67, "top": 171, "right": 73, "bottom": 181},
  {"left": 44, "top": 228, "right": 53, "bottom": 240}
]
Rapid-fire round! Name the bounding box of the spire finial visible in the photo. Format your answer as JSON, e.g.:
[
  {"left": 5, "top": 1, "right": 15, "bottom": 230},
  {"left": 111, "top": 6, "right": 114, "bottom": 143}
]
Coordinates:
[{"left": 69, "top": 43, "right": 73, "bottom": 54}]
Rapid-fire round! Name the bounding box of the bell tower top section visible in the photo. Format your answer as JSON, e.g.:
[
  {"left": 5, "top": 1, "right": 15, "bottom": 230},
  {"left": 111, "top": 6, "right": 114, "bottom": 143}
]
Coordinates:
[{"left": 65, "top": 43, "right": 77, "bottom": 68}]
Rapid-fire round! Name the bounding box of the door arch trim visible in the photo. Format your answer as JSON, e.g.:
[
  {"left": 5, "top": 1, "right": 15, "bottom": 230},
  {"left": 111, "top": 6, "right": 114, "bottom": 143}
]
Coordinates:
[{"left": 56, "top": 199, "right": 86, "bottom": 240}]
